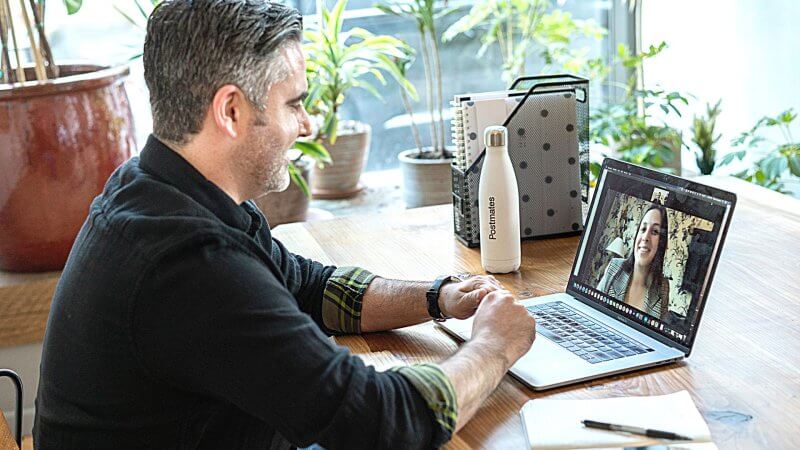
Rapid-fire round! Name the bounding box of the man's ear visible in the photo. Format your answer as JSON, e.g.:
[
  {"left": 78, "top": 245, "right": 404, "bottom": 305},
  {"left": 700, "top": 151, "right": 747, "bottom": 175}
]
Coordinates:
[{"left": 211, "top": 85, "right": 246, "bottom": 139}]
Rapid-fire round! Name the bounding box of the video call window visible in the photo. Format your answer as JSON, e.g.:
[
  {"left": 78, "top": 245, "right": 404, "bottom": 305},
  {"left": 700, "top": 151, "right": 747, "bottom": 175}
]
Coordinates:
[{"left": 575, "top": 169, "right": 728, "bottom": 338}]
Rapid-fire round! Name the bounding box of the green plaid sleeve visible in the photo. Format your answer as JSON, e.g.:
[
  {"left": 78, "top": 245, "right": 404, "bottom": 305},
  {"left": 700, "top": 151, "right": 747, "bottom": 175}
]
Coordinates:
[
  {"left": 392, "top": 363, "right": 458, "bottom": 445},
  {"left": 322, "top": 266, "right": 376, "bottom": 334}
]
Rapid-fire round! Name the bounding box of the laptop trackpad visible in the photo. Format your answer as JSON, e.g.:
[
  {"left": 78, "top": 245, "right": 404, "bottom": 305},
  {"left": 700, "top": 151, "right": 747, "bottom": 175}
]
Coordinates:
[
  {"left": 439, "top": 316, "right": 597, "bottom": 389},
  {"left": 514, "top": 332, "right": 585, "bottom": 371}
]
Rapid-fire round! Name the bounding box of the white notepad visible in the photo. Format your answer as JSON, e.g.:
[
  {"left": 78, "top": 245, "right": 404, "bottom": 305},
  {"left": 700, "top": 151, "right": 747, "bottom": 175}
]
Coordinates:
[{"left": 520, "top": 391, "right": 713, "bottom": 449}]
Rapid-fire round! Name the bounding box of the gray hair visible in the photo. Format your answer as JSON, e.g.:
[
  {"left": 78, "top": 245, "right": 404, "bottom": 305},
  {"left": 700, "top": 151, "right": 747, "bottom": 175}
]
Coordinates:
[{"left": 144, "top": 0, "right": 303, "bottom": 145}]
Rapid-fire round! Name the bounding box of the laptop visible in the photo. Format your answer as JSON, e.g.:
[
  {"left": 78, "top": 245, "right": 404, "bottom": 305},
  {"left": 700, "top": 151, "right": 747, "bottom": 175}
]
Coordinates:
[{"left": 440, "top": 158, "right": 737, "bottom": 390}]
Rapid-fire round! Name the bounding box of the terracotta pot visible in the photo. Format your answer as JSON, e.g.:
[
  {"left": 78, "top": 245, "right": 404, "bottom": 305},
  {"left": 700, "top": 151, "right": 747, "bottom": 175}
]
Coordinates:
[
  {"left": 310, "top": 121, "right": 370, "bottom": 199},
  {"left": 0, "top": 64, "right": 135, "bottom": 272},
  {"left": 253, "top": 160, "right": 311, "bottom": 227},
  {"left": 398, "top": 148, "right": 454, "bottom": 208}
]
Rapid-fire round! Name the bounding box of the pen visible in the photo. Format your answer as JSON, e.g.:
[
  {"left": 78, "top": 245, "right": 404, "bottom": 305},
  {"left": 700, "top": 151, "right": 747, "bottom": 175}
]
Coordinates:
[{"left": 581, "top": 419, "right": 692, "bottom": 441}]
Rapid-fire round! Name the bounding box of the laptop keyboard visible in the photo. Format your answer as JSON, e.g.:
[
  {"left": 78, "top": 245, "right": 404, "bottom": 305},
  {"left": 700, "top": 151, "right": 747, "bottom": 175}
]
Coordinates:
[{"left": 527, "top": 302, "right": 653, "bottom": 364}]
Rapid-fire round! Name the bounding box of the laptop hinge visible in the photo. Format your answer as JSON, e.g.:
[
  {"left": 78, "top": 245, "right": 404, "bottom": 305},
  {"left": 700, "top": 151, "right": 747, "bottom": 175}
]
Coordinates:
[{"left": 567, "top": 290, "right": 691, "bottom": 355}]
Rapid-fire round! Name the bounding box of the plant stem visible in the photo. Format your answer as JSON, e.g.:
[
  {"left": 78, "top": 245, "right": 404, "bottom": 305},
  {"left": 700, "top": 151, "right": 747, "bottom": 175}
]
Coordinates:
[
  {"left": 27, "top": 0, "right": 57, "bottom": 78},
  {"left": 17, "top": 0, "right": 46, "bottom": 80},
  {"left": 430, "top": 19, "right": 446, "bottom": 155},
  {"left": 506, "top": 7, "right": 513, "bottom": 78},
  {"left": 780, "top": 123, "right": 793, "bottom": 145},
  {"left": 399, "top": 84, "right": 424, "bottom": 152},
  {"left": 3, "top": 0, "right": 26, "bottom": 83},
  {"left": 0, "top": 0, "right": 11, "bottom": 83},
  {"left": 418, "top": 26, "right": 438, "bottom": 157}
]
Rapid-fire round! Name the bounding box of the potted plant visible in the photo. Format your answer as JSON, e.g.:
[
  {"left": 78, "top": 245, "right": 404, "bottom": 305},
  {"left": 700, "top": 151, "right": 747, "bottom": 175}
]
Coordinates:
[
  {"left": 690, "top": 99, "right": 722, "bottom": 175},
  {"left": 442, "top": 0, "right": 607, "bottom": 85},
  {"left": 0, "top": 0, "right": 135, "bottom": 272},
  {"left": 720, "top": 108, "right": 800, "bottom": 194},
  {"left": 377, "top": 0, "right": 455, "bottom": 208},
  {"left": 590, "top": 42, "right": 688, "bottom": 180},
  {"left": 304, "top": 0, "right": 415, "bottom": 199}
]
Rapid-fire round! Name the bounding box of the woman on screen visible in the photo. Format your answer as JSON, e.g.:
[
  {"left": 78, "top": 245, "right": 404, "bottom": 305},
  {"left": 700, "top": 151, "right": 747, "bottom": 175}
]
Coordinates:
[{"left": 597, "top": 205, "right": 670, "bottom": 319}]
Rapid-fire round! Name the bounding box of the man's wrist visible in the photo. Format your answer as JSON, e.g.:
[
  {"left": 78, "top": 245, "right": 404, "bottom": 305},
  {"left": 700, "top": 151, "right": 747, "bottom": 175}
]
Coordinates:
[
  {"left": 437, "top": 283, "right": 451, "bottom": 318},
  {"left": 427, "top": 275, "right": 458, "bottom": 321},
  {"left": 470, "top": 334, "right": 512, "bottom": 370}
]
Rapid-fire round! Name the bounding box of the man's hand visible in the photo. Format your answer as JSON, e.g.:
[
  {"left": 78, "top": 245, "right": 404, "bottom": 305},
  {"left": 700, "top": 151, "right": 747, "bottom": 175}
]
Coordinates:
[
  {"left": 439, "top": 275, "right": 504, "bottom": 320},
  {"left": 470, "top": 290, "right": 536, "bottom": 367}
]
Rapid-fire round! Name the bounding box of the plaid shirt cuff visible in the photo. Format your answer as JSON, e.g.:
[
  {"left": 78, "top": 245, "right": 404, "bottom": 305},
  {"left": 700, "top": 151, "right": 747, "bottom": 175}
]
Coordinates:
[
  {"left": 393, "top": 363, "right": 458, "bottom": 447},
  {"left": 322, "top": 266, "right": 376, "bottom": 334}
]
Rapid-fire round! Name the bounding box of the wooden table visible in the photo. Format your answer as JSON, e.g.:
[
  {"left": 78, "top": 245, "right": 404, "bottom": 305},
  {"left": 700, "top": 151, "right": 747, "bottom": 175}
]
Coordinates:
[
  {"left": 1, "top": 176, "right": 798, "bottom": 448},
  {"left": 273, "top": 176, "right": 800, "bottom": 450}
]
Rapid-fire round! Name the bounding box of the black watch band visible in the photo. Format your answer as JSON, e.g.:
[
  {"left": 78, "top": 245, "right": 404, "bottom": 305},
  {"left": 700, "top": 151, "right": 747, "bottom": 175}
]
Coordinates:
[{"left": 427, "top": 275, "right": 459, "bottom": 322}]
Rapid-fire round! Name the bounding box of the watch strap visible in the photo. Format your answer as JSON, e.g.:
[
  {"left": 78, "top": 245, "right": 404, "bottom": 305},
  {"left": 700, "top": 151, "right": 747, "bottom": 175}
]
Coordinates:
[{"left": 427, "top": 275, "right": 458, "bottom": 321}]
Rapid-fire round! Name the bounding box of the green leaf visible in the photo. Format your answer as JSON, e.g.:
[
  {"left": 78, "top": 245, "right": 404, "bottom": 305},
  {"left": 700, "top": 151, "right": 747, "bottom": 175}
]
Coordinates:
[
  {"left": 442, "top": 2, "right": 493, "bottom": 42},
  {"left": 719, "top": 150, "right": 746, "bottom": 166},
  {"left": 113, "top": 5, "right": 144, "bottom": 29},
  {"left": 288, "top": 163, "right": 311, "bottom": 198},
  {"left": 778, "top": 108, "right": 797, "bottom": 124},
  {"left": 63, "top": 0, "right": 82, "bottom": 14},
  {"left": 133, "top": 0, "right": 149, "bottom": 20},
  {"left": 788, "top": 154, "right": 800, "bottom": 177},
  {"left": 760, "top": 155, "right": 787, "bottom": 179},
  {"left": 293, "top": 140, "right": 332, "bottom": 166}
]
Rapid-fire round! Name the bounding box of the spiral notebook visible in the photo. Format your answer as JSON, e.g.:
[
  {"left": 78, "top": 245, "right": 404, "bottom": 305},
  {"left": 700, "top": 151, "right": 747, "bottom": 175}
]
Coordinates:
[{"left": 451, "top": 88, "right": 585, "bottom": 241}]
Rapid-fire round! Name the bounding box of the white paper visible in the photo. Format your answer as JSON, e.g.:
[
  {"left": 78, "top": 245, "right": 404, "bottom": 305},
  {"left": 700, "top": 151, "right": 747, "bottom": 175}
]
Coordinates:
[{"left": 521, "top": 391, "right": 712, "bottom": 449}]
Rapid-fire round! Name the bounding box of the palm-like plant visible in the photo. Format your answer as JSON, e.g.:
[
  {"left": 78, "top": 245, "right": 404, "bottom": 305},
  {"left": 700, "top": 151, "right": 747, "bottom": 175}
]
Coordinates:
[
  {"left": 376, "top": 0, "right": 452, "bottom": 159},
  {"left": 690, "top": 100, "right": 722, "bottom": 175},
  {"left": 304, "top": 0, "right": 416, "bottom": 145},
  {"left": 442, "top": 0, "right": 607, "bottom": 85}
]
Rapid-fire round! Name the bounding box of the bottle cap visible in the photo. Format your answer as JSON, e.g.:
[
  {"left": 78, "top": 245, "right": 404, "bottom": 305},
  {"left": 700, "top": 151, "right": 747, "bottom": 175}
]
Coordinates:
[{"left": 485, "top": 126, "right": 506, "bottom": 147}]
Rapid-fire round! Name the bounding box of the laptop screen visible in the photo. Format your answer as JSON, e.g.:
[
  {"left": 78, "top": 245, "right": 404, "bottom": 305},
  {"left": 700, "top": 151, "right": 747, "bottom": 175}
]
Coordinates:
[{"left": 567, "top": 159, "right": 735, "bottom": 350}]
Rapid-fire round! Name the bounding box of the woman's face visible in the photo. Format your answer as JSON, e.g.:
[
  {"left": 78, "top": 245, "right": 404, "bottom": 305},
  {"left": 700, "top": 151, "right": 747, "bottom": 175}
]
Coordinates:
[{"left": 634, "top": 209, "right": 663, "bottom": 268}]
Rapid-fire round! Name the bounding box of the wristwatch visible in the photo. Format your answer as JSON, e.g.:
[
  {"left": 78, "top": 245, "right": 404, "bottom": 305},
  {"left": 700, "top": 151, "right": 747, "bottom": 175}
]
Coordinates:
[{"left": 427, "top": 275, "right": 460, "bottom": 322}]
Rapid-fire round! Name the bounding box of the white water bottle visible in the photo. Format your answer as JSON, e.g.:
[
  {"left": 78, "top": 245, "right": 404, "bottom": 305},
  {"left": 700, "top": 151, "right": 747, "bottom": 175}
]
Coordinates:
[{"left": 479, "top": 126, "right": 521, "bottom": 273}]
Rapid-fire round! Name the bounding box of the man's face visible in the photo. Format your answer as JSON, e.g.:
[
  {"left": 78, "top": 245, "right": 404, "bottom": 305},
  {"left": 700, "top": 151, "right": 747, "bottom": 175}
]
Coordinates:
[{"left": 237, "top": 42, "right": 311, "bottom": 199}]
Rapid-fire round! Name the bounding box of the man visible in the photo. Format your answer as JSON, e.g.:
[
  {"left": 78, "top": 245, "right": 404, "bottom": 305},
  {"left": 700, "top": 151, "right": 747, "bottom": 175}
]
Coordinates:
[{"left": 33, "top": 1, "right": 536, "bottom": 448}]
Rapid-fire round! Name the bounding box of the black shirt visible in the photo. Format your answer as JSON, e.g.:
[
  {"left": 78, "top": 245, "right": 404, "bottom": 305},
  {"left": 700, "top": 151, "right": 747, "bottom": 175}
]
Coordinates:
[{"left": 33, "top": 136, "right": 448, "bottom": 449}]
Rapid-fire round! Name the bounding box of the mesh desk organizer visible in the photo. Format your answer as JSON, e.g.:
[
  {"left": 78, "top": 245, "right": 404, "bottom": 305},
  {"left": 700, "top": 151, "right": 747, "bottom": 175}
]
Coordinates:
[{"left": 451, "top": 74, "right": 590, "bottom": 247}]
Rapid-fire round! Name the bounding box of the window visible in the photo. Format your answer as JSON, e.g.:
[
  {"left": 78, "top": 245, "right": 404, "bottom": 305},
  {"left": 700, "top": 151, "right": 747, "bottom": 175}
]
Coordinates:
[{"left": 42, "top": 1, "right": 625, "bottom": 171}]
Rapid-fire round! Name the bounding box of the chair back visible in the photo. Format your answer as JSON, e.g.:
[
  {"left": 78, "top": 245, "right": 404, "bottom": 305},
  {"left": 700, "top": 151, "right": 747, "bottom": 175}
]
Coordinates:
[{"left": 0, "top": 369, "right": 22, "bottom": 450}]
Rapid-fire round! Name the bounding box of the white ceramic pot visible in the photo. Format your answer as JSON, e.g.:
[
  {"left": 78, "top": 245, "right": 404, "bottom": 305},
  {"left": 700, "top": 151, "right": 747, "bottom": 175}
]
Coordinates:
[{"left": 398, "top": 148, "right": 454, "bottom": 208}]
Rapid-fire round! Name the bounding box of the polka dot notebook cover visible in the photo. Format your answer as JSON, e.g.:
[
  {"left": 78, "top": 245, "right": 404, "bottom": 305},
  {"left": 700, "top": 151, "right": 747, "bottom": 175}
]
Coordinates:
[{"left": 451, "top": 85, "right": 588, "bottom": 246}]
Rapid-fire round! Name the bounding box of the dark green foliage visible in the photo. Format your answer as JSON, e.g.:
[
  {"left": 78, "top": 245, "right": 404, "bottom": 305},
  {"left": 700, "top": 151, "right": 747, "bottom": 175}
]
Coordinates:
[
  {"left": 690, "top": 100, "right": 722, "bottom": 175},
  {"left": 720, "top": 109, "right": 799, "bottom": 193}
]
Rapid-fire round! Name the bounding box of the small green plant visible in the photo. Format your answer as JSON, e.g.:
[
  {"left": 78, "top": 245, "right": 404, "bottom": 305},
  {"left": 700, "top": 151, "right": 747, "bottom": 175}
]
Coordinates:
[
  {"left": 590, "top": 42, "right": 688, "bottom": 180},
  {"left": 304, "top": 0, "right": 416, "bottom": 145},
  {"left": 442, "top": 0, "right": 607, "bottom": 84},
  {"left": 720, "top": 109, "right": 800, "bottom": 193},
  {"left": 690, "top": 99, "right": 722, "bottom": 175}
]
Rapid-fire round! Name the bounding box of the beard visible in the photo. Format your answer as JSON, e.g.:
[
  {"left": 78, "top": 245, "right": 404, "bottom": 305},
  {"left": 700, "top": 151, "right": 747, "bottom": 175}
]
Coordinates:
[{"left": 236, "top": 118, "right": 291, "bottom": 200}]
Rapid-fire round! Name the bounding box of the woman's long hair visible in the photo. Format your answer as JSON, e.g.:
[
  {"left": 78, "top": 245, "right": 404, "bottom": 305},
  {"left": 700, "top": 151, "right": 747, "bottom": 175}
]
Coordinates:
[{"left": 620, "top": 204, "right": 669, "bottom": 318}]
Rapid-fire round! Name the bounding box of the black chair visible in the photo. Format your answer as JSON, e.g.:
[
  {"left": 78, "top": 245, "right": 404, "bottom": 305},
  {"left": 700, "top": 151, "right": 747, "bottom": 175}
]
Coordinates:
[{"left": 0, "top": 369, "right": 22, "bottom": 449}]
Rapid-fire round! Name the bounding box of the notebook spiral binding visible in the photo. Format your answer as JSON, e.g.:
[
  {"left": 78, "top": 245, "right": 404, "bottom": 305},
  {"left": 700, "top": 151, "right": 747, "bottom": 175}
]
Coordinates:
[{"left": 451, "top": 74, "right": 591, "bottom": 248}]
